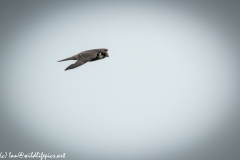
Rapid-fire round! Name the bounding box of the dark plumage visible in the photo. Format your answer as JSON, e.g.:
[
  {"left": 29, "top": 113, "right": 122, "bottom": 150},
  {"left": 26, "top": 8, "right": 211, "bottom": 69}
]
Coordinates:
[{"left": 58, "top": 48, "right": 109, "bottom": 71}]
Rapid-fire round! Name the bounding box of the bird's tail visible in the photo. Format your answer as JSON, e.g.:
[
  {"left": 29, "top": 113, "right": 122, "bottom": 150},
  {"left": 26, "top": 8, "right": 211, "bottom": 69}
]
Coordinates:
[{"left": 57, "top": 57, "right": 74, "bottom": 62}]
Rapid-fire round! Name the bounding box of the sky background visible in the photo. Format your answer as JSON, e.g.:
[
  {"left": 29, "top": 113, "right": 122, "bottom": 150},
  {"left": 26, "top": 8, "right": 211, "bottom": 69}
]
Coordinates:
[{"left": 0, "top": 0, "right": 240, "bottom": 160}]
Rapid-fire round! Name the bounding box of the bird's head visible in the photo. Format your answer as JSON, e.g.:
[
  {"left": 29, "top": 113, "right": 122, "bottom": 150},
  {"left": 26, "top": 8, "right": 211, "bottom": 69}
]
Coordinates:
[{"left": 99, "top": 48, "right": 109, "bottom": 57}]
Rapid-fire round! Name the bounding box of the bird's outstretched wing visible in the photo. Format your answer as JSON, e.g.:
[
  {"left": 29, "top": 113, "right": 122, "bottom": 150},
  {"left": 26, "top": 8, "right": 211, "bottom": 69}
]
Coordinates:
[
  {"left": 65, "top": 60, "right": 86, "bottom": 71},
  {"left": 59, "top": 49, "right": 101, "bottom": 71}
]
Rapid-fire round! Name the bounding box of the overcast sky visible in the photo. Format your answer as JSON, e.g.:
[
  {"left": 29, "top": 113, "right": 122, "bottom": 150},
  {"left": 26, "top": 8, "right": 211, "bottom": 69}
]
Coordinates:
[{"left": 1, "top": 1, "right": 240, "bottom": 160}]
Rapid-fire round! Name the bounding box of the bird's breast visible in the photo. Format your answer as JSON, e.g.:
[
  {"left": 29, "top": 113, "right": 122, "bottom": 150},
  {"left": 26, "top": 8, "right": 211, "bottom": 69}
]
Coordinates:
[{"left": 98, "top": 55, "right": 104, "bottom": 59}]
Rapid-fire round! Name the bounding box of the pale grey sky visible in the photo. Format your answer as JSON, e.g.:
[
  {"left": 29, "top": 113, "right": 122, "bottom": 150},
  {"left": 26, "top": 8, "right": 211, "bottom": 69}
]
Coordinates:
[{"left": 1, "top": 1, "right": 240, "bottom": 160}]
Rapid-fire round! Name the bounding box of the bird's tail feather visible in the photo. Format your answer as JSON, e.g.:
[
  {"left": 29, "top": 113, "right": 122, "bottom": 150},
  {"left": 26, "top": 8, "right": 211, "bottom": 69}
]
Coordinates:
[{"left": 58, "top": 57, "right": 73, "bottom": 62}]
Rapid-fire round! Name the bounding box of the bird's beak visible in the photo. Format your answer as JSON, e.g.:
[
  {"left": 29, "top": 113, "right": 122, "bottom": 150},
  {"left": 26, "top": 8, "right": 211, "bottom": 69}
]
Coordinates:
[{"left": 106, "top": 53, "right": 109, "bottom": 57}]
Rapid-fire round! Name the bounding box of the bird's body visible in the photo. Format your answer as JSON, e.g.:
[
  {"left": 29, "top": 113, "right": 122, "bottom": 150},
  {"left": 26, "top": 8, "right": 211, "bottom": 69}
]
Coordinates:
[{"left": 58, "top": 48, "right": 109, "bottom": 71}]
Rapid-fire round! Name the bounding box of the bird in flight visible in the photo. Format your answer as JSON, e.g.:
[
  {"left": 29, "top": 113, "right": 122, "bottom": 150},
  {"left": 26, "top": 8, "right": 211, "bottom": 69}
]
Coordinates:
[{"left": 58, "top": 48, "right": 109, "bottom": 71}]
